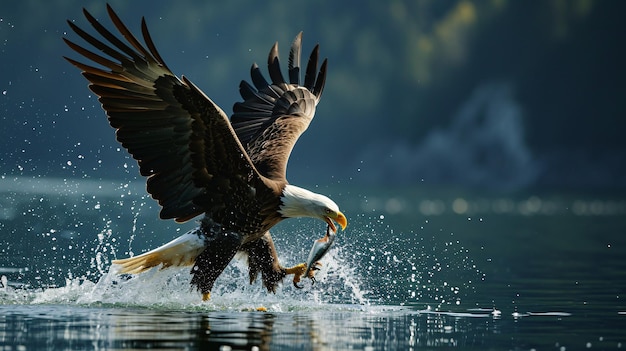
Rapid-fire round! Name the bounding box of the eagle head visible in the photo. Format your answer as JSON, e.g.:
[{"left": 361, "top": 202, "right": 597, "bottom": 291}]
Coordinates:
[{"left": 279, "top": 184, "right": 347, "bottom": 231}]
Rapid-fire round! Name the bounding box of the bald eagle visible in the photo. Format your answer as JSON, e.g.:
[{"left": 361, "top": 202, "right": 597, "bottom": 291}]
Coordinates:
[{"left": 63, "top": 5, "right": 347, "bottom": 300}]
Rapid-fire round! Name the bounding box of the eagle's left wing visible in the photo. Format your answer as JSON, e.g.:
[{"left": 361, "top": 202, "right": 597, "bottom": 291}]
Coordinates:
[{"left": 230, "top": 32, "right": 328, "bottom": 181}]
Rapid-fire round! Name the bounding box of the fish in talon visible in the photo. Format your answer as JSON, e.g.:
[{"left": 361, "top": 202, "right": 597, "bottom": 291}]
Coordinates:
[
  {"left": 304, "top": 225, "right": 337, "bottom": 279},
  {"left": 292, "top": 225, "right": 340, "bottom": 288}
]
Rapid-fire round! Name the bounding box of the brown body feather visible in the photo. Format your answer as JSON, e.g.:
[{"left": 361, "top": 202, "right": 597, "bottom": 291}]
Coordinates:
[{"left": 64, "top": 4, "right": 327, "bottom": 295}]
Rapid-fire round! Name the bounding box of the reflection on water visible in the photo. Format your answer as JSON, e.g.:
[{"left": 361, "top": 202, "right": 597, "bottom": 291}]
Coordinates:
[
  {"left": 0, "top": 305, "right": 415, "bottom": 350},
  {"left": 1, "top": 304, "right": 625, "bottom": 350},
  {"left": 0, "top": 305, "right": 272, "bottom": 350}
]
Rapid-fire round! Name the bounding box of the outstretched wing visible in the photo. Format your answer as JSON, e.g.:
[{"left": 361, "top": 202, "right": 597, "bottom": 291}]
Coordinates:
[
  {"left": 230, "top": 32, "right": 327, "bottom": 181},
  {"left": 64, "top": 5, "right": 268, "bottom": 223}
]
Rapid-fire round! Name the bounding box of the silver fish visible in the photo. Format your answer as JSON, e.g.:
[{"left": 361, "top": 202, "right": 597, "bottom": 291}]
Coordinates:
[{"left": 305, "top": 225, "right": 336, "bottom": 281}]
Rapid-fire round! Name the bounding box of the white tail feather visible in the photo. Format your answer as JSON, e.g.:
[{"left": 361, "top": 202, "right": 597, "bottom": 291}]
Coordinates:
[{"left": 112, "top": 230, "right": 206, "bottom": 274}]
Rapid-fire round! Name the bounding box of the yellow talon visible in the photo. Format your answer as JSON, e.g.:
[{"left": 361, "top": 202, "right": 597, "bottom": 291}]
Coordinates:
[
  {"left": 284, "top": 263, "right": 307, "bottom": 275},
  {"left": 284, "top": 263, "right": 307, "bottom": 288},
  {"left": 256, "top": 306, "right": 268, "bottom": 312},
  {"left": 202, "top": 292, "right": 211, "bottom": 301},
  {"left": 285, "top": 263, "right": 320, "bottom": 289}
]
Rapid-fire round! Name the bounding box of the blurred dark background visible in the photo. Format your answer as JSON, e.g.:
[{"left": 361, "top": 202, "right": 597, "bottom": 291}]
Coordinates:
[{"left": 1, "top": 0, "right": 625, "bottom": 192}]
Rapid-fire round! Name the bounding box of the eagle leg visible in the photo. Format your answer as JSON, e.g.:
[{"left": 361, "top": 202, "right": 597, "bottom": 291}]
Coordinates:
[
  {"left": 241, "top": 232, "right": 323, "bottom": 291},
  {"left": 286, "top": 263, "right": 307, "bottom": 289},
  {"left": 241, "top": 231, "right": 287, "bottom": 293},
  {"left": 286, "top": 262, "right": 319, "bottom": 289},
  {"left": 190, "top": 228, "right": 243, "bottom": 300}
]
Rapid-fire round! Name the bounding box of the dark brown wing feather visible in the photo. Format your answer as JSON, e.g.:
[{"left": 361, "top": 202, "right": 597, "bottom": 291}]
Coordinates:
[
  {"left": 230, "top": 32, "right": 328, "bottom": 181},
  {"left": 64, "top": 5, "right": 273, "bottom": 224}
]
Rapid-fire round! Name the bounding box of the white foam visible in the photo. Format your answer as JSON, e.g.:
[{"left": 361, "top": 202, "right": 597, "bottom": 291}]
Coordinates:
[{"left": 16, "top": 240, "right": 372, "bottom": 312}]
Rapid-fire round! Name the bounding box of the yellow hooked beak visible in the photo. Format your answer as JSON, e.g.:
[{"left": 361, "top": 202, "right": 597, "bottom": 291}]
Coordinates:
[{"left": 324, "top": 211, "right": 347, "bottom": 232}]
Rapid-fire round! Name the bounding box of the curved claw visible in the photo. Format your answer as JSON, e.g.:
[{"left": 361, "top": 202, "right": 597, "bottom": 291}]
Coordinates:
[
  {"left": 286, "top": 263, "right": 307, "bottom": 289},
  {"left": 286, "top": 262, "right": 323, "bottom": 290}
]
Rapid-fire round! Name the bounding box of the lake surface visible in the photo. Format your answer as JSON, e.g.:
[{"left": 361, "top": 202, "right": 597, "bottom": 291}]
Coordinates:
[{"left": 1, "top": 176, "right": 626, "bottom": 350}]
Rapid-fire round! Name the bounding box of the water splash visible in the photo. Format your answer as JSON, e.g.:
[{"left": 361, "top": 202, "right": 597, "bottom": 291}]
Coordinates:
[
  {"left": 22, "top": 246, "right": 371, "bottom": 312},
  {"left": 6, "top": 218, "right": 372, "bottom": 311},
  {"left": 0, "top": 177, "right": 485, "bottom": 312},
  {"left": 335, "top": 215, "right": 485, "bottom": 310},
  {"left": 0, "top": 214, "right": 483, "bottom": 313}
]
